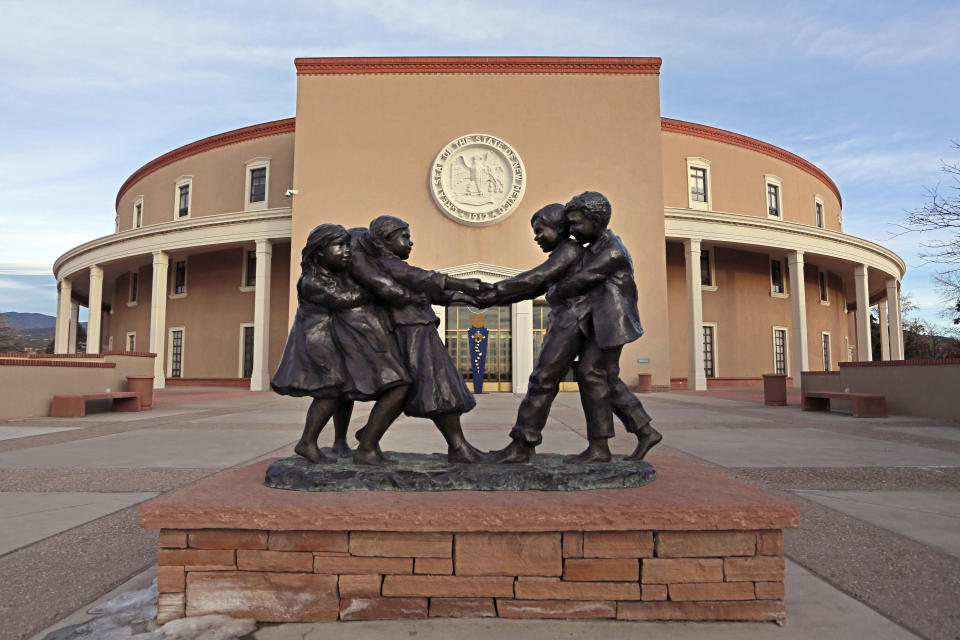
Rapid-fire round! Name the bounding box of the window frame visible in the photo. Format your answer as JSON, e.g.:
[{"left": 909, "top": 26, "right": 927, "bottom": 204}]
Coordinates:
[
  {"left": 700, "top": 246, "right": 718, "bottom": 292},
  {"left": 173, "top": 176, "right": 193, "bottom": 220},
  {"left": 765, "top": 174, "right": 783, "bottom": 219},
  {"left": 238, "top": 323, "right": 256, "bottom": 378},
  {"left": 126, "top": 331, "right": 136, "bottom": 352},
  {"left": 772, "top": 326, "right": 790, "bottom": 376},
  {"left": 244, "top": 158, "right": 271, "bottom": 212},
  {"left": 168, "top": 327, "right": 185, "bottom": 378},
  {"left": 818, "top": 269, "right": 830, "bottom": 305},
  {"left": 702, "top": 321, "right": 719, "bottom": 378},
  {"left": 686, "top": 157, "right": 713, "bottom": 211},
  {"left": 769, "top": 256, "right": 788, "bottom": 298},
  {"left": 127, "top": 270, "right": 139, "bottom": 306},
  {"left": 240, "top": 248, "right": 257, "bottom": 292},
  {"left": 821, "top": 331, "right": 832, "bottom": 372},
  {"left": 814, "top": 194, "right": 825, "bottom": 229},
  {"left": 169, "top": 258, "right": 187, "bottom": 299},
  {"left": 133, "top": 196, "right": 144, "bottom": 229}
]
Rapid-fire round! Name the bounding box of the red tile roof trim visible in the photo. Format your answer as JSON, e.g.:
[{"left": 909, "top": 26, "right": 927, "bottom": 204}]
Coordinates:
[
  {"left": 115, "top": 118, "right": 295, "bottom": 209},
  {"left": 0, "top": 352, "right": 102, "bottom": 359},
  {"left": 102, "top": 350, "right": 157, "bottom": 358},
  {"left": 295, "top": 56, "right": 662, "bottom": 76},
  {"left": 0, "top": 359, "right": 116, "bottom": 368},
  {"left": 661, "top": 118, "right": 842, "bottom": 207},
  {"left": 839, "top": 358, "right": 960, "bottom": 367},
  {"left": 800, "top": 370, "right": 840, "bottom": 376}
]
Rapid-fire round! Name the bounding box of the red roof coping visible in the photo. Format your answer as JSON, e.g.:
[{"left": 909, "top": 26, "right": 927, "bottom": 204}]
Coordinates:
[
  {"left": 839, "top": 358, "right": 960, "bottom": 367},
  {"left": 101, "top": 350, "right": 157, "bottom": 358},
  {"left": 800, "top": 370, "right": 841, "bottom": 376},
  {"left": 0, "top": 359, "right": 116, "bottom": 368},
  {"left": 661, "top": 118, "right": 842, "bottom": 207},
  {"left": 295, "top": 56, "right": 662, "bottom": 76},
  {"left": 115, "top": 118, "right": 295, "bottom": 210}
]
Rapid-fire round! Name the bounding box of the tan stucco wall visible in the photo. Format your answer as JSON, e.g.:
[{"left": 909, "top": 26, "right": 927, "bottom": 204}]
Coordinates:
[
  {"left": 0, "top": 355, "right": 154, "bottom": 420},
  {"left": 666, "top": 243, "right": 849, "bottom": 379},
  {"left": 661, "top": 131, "right": 842, "bottom": 230},
  {"left": 116, "top": 132, "right": 295, "bottom": 230},
  {"left": 839, "top": 363, "right": 960, "bottom": 420},
  {"left": 108, "top": 244, "right": 290, "bottom": 379},
  {"left": 291, "top": 72, "right": 669, "bottom": 385}
]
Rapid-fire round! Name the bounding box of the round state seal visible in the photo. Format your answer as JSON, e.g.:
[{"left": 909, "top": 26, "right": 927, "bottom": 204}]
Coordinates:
[{"left": 430, "top": 134, "right": 526, "bottom": 226}]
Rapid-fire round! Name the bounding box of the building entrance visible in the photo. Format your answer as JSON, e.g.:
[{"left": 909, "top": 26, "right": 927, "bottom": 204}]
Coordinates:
[{"left": 445, "top": 305, "right": 512, "bottom": 392}]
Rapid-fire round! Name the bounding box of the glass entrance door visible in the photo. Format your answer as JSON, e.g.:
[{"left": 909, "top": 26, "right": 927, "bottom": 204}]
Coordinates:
[
  {"left": 533, "top": 303, "right": 578, "bottom": 391},
  {"left": 445, "top": 305, "right": 513, "bottom": 392}
]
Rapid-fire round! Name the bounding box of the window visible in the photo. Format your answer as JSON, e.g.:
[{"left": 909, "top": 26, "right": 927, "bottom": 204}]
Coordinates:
[
  {"left": 770, "top": 258, "right": 786, "bottom": 296},
  {"left": 700, "top": 248, "right": 717, "bottom": 290},
  {"left": 171, "top": 259, "right": 187, "bottom": 296},
  {"left": 128, "top": 271, "right": 139, "bottom": 305},
  {"left": 169, "top": 328, "right": 184, "bottom": 378},
  {"left": 244, "top": 158, "right": 270, "bottom": 212},
  {"left": 240, "top": 325, "right": 255, "bottom": 378},
  {"left": 686, "top": 157, "right": 712, "bottom": 211},
  {"left": 765, "top": 174, "right": 783, "bottom": 219},
  {"left": 445, "top": 304, "right": 513, "bottom": 391},
  {"left": 814, "top": 195, "right": 825, "bottom": 228},
  {"left": 822, "top": 332, "right": 832, "bottom": 371},
  {"left": 126, "top": 332, "right": 136, "bottom": 352},
  {"left": 533, "top": 302, "right": 576, "bottom": 389},
  {"left": 819, "top": 270, "right": 829, "bottom": 304},
  {"left": 243, "top": 250, "right": 257, "bottom": 288},
  {"left": 174, "top": 176, "right": 192, "bottom": 219},
  {"left": 703, "top": 323, "right": 717, "bottom": 378},
  {"left": 773, "top": 327, "right": 788, "bottom": 375},
  {"left": 133, "top": 196, "right": 143, "bottom": 229}
]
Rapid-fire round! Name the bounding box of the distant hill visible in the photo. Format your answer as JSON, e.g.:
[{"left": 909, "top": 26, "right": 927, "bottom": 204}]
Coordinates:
[{"left": 1, "top": 312, "right": 56, "bottom": 330}]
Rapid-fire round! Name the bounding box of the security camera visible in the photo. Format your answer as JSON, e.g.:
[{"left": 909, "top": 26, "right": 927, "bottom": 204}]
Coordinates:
[{"left": 284, "top": 189, "right": 300, "bottom": 197}]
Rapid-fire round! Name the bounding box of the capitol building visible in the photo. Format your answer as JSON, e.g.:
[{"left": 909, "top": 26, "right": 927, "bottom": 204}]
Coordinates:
[{"left": 52, "top": 57, "right": 906, "bottom": 393}]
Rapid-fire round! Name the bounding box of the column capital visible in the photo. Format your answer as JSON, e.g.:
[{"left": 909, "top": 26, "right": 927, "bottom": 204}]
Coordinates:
[{"left": 255, "top": 238, "right": 273, "bottom": 253}]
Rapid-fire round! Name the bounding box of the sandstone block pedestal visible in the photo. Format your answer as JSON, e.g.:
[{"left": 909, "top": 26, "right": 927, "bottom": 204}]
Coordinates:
[{"left": 140, "top": 456, "right": 797, "bottom": 624}]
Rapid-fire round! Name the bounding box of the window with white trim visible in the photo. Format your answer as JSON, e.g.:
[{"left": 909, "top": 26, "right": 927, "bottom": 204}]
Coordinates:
[
  {"left": 128, "top": 270, "right": 139, "bottom": 305},
  {"left": 244, "top": 158, "right": 270, "bottom": 212},
  {"left": 168, "top": 328, "right": 184, "bottom": 378},
  {"left": 133, "top": 196, "right": 143, "bottom": 229},
  {"left": 174, "top": 176, "right": 192, "bottom": 219},
  {"left": 240, "top": 324, "right": 255, "bottom": 378},
  {"left": 686, "top": 157, "right": 712, "bottom": 211},
  {"left": 241, "top": 249, "right": 257, "bottom": 290},
  {"left": 770, "top": 257, "right": 787, "bottom": 297},
  {"left": 818, "top": 270, "right": 829, "bottom": 304},
  {"left": 171, "top": 259, "right": 187, "bottom": 297},
  {"left": 703, "top": 322, "right": 718, "bottom": 378},
  {"left": 126, "top": 332, "right": 136, "bottom": 352},
  {"left": 765, "top": 174, "right": 783, "bottom": 219},
  {"left": 700, "top": 247, "right": 717, "bottom": 291},
  {"left": 822, "top": 332, "right": 832, "bottom": 371},
  {"left": 814, "top": 195, "right": 825, "bottom": 228},
  {"left": 773, "top": 327, "right": 789, "bottom": 375}
]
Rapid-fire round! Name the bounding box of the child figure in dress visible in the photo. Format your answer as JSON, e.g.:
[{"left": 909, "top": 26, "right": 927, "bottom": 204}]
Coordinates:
[{"left": 270, "top": 224, "right": 411, "bottom": 466}]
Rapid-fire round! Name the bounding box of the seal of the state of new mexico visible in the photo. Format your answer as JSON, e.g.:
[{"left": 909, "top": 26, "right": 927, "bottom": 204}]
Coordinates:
[{"left": 430, "top": 134, "right": 526, "bottom": 226}]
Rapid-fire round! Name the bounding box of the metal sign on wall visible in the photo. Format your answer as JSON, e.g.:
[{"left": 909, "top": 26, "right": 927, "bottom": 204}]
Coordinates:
[{"left": 430, "top": 134, "right": 526, "bottom": 226}]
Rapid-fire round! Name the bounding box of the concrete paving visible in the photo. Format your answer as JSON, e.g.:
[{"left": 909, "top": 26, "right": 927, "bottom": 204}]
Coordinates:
[{"left": 1, "top": 386, "right": 957, "bottom": 640}]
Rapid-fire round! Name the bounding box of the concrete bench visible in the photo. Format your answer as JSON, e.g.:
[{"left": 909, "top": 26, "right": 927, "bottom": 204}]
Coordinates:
[
  {"left": 801, "top": 391, "right": 887, "bottom": 418},
  {"left": 50, "top": 392, "right": 142, "bottom": 417}
]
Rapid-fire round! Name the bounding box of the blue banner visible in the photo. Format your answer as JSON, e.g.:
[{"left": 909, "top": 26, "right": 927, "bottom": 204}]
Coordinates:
[{"left": 467, "top": 326, "right": 489, "bottom": 394}]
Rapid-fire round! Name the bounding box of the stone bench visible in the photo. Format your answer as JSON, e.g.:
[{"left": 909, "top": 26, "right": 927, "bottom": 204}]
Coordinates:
[
  {"left": 50, "top": 392, "right": 142, "bottom": 417},
  {"left": 801, "top": 391, "right": 886, "bottom": 418}
]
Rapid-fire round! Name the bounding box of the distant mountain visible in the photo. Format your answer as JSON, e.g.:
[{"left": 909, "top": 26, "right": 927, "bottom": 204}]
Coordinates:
[{"left": 1, "top": 312, "right": 56, "bottom": 330}]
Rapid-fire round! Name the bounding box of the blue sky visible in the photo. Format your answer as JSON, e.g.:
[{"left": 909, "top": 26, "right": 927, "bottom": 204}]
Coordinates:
[{"left": 1, "top": 0, "right": 958, "bottom": 327}]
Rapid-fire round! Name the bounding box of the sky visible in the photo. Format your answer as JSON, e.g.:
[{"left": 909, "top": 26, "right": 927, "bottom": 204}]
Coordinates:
[{"left": 1, "top": 0, "right": 958, "bottom": 327}]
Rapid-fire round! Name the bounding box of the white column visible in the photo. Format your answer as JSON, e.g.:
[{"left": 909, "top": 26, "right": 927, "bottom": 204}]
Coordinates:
[
  {"left": 788, "top": 251, "right": 808, "bottom": 387},
  {"left": 68, "top": 301, "right": 79, "bottom": 353},
  {"left": 150, "top": 251, "right": 169, "bottom": 389},
  {"left": 54, "top": 278, "right": 72, "bottom": 353},
  {"left": 854, "top": 263, "right": 871, "bottom": 362},
  {"left": 85, "top": 265, "right": 103, "bottom": 354},
  {"left": 250, "top": 240, "right": 273, "bottom": 391},
  {"left": 511, "top": 299, "right": 534, "bottom": 394},
  {"left": 886, "top": 279, "right": 904, "bottom": 359},
  {"left": 684, "top": 238, "right": 707, "bottom": 390},
  {"left": 879, "top": 300, "right": 890, "bottom": 360},
  {"left": 432, "top": 305, "right": 447, "bottom": 345}
]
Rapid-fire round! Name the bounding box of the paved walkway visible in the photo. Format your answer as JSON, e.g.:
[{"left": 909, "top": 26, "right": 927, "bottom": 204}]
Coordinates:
[{"left": 1, "top": 387, "right": 958, "bottom": 639}]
